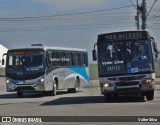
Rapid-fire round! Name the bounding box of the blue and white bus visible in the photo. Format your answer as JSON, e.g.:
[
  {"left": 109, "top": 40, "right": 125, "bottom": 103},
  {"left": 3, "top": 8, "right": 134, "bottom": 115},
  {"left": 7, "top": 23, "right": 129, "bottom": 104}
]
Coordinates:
[
  {"left": 92, "top": 30, "right": 158, "bottom": 101},
  {"left": 3, "top": 44, "right": 89, "bottom": 97}
]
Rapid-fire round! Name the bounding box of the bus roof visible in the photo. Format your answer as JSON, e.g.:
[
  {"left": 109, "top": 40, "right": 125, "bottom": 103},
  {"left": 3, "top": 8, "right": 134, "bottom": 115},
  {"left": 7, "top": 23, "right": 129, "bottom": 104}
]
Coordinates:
[
  {"left": 99, "top": 30, "right": 149, "bottom": 35},
  {"left": 8, "top": 44, "right": 87, "bottom": 52}
]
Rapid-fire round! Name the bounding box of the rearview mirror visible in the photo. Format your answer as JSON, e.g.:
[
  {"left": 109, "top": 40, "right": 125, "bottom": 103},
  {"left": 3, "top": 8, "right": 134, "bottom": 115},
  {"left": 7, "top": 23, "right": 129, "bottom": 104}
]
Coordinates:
[
  {"left": 2, "top": 53, "right": 7, "bottom": 65},
  {"left": 155, "top": 52, "right": 159, "bottom": 59},
  {"left": 92, "top": 49, "right": 97, "bottom": 61},
  {"left": 153, "top": 42, "right": 159, "bottom": 53},
  {"left": 2, "top": 59, "right": 5, "bottom": 65}
]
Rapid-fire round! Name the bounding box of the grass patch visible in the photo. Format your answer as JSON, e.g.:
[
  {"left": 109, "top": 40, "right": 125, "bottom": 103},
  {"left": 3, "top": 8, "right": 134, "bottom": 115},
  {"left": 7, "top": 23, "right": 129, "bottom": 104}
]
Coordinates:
[
  {"left": 0, "top": 68, "right": 5, "bottom": 76},
  {"left": 155, "top": 81, "right": 160, "bottom": 85},
  {"left": 156, "top": 74, "right": 160, "bottom": 78}
]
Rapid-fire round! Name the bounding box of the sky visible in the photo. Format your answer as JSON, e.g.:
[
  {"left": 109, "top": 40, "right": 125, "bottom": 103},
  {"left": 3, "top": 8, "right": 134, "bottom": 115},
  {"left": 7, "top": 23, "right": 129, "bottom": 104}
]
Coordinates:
[{"left": 0, "top": 0, "right": 160, "bottom": 62}]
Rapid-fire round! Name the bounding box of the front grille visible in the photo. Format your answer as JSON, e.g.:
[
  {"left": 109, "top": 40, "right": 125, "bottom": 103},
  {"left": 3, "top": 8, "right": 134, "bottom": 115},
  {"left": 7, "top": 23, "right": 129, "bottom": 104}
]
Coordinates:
[
  {"left": 115, "top": 81, "right": 139, "bottom": 87},
  {"left": 119, "top": 75, "right": 145, "bottom": 81},
  {"left": 15, "top": 86, "right": 35, "bottom": 91},
  {"left": 116, "top": 87, "right": 140, "bottom": 95},
  {"left": 116, "top": 87, "right": 139, "bottom": 91},
  {"left": 108, "top": 77, "right": 116, "bottom": 81}
]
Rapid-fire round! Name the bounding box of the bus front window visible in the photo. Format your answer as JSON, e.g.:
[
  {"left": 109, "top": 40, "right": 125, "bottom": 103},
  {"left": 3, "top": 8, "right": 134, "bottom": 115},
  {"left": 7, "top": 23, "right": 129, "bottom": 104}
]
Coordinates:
[
  {"left": 98, "top": 42, "right": 126, "bottom": 76},
  {"left": 98, "top": 40, "right": 154, "bottom": 76},
  {"left": 126, "top": 40, "right": 153, "bottom": 73},
  {"left": 6, "top": 50, "right": 45, "bottom": 80}
]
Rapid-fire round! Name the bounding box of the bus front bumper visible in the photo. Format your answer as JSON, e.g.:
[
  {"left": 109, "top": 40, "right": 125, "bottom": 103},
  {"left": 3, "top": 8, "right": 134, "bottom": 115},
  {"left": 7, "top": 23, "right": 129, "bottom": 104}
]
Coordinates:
[
  {"left": 100, "top": 82, "right": 155, "bottom": 96},
  {"left": 6, "top": 77, "right": 45, "bottom": 92}
]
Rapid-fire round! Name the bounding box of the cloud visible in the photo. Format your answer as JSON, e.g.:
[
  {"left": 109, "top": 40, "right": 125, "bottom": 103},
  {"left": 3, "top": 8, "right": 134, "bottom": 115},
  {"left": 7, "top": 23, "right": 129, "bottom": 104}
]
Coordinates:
[{"left": 35, "top": 0, "right": 107, "bottom": 10}]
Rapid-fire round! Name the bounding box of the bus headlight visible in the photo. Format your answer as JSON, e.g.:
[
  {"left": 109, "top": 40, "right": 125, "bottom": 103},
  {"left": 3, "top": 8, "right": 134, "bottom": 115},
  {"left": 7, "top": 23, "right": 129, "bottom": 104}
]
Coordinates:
[
  {"left": 6, "top": 79, "right": 10, "bottom": 84},
  {"left": 100, "top": 82, "right": 114, "bottom": 87},
  {"left": 146, "top": 79, "right": 154, "bottom": 83},
  {"left": 40, "top": 78, "right": 44, "bottom": 82},
  {"left": 141, "top": 79, "right": 155, "bottom": 84},
  {"left": 101, "top": 82, "right": 109, "bottom": 87},
  {"left": 35, "top": 77, "right": 45, "bottom": 85},
  {"left": 141, "top": 79, "right": 154, "bottom": 88},
  {"left": 104, "top": 83, "right": 109, "bottom": 87}
]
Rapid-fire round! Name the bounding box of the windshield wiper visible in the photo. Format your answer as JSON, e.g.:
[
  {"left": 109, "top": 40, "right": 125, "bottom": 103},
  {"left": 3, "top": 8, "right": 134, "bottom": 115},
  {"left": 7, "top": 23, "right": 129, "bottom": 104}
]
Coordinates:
[{"left": 108, "top": 41, "right": 120, "bottom": 52}]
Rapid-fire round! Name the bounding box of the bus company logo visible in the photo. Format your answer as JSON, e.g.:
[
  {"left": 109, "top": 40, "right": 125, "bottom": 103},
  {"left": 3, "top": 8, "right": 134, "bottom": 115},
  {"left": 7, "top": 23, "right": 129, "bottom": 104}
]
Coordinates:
[{"left": 2, "top": 117, "right": 11, "bottom": 122}]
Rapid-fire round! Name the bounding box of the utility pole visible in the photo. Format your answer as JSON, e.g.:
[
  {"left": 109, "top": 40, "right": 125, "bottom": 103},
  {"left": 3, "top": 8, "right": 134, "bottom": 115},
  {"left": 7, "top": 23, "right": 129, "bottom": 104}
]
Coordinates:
[
  {"left": 137, "top": 0, "right": 157, "bottom": 30},
  {"left": 136, "top": 0, "right": 140, "bottom": 30},
  {"left": 141, "top": 0, "right": 147, "bottom": 30}
]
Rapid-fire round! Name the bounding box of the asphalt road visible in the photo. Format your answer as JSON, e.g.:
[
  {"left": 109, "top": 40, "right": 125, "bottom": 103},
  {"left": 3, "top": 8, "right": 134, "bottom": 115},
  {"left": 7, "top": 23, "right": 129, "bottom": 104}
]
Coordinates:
[{"left": 0, "top": 77, "right": 160, "bottom": 125}]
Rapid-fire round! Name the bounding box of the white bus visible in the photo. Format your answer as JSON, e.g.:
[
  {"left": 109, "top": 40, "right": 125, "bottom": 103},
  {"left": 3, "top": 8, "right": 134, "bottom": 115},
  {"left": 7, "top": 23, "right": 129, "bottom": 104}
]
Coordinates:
[
  {"left": 92, "top": 30, "right": 158, "bottom": 101},
  {"left": 3, "top": 44, "right": 89, "bottom": 97}
]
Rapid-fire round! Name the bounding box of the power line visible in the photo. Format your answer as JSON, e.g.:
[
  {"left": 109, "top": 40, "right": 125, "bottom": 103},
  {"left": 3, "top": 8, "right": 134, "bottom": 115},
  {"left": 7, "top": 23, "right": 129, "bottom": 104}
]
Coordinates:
[
  {"left": 148, "top": 27, "right": 160, "bottom": 30},
  {"left": 130, "top": 0, "right": 136, "bottom": 9},
  {"left": 0, "top": 12, "right": 135, "bottom": 26},
  {"left": 151, "top": 15, "right": 160, "bottom": 18},
  {"left": 146, "top": 0, "right": 158, "bottom": 18},
  {"left": 0, "top": 25, "right": 134, "bottom": 32},
  {"left": 0, "top": 18, "right": 135, "bottom": 32},
  {"left": 0, "top": 19, "right": 134, "bottom": 31},
  {"left": 0, "top": 4, "right": 136, "bottom": 32},
  {"left": 0, "top": 5, "right": 134, "bottom": 20},
  {"left": 0, "top": 15, "right": 134, "bottom": 23}
]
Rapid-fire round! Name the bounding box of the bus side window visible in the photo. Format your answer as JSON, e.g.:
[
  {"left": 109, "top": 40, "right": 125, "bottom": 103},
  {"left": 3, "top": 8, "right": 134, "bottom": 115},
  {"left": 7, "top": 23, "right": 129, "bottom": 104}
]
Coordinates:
[
  {"left": 71, "top": 53, "right": 75, "bottom": 66},
  {"left": 81, "top": 53, "right": 85, "bottom": 66},
  {"left": 74, "top": 53, "right": 78, "bottom": 66},
  {"left": 52, "top": 52, "right": 59, "bottom": 66},
  {"left": 13, "top": 56, "right": 17, "bottom": 65},
  {"left": 59, "top": 52, "right": 65, "bottom": 66},
  {"left": 66, "top": 52, "right": 72, "bottom": 66},
  {"left": 58, "top": 52, "right": 62, "bottom": 66},
  {"left": 77, "top": 53, "right": 81, "bottom": 66},
  {"left": 46, "top": 52, "right": 52, "bottom": 69},
  {"left": 84, "top": 53, "right": 88, "bottom": 66},
  {"left": 9, "top": 56, "right": 13, "bottom": 66},
  {"left": 62, "top": 52, "right": 67, "bottom": 66}
]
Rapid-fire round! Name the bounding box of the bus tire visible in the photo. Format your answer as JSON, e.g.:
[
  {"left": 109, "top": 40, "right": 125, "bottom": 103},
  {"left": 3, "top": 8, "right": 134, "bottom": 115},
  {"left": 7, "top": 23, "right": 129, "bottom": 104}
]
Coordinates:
[
  {"left": 50, "top": 80, "right": 57, "bottom": 96},
  {"left": 67, "top": 88, "right": 72, "bottom": 93},
  {"left": 73, "top": 78, "right": 80, "bottom": 93},
  {"left": 17, "top": 91, "right": 23, "bottom": 98},
  {"left": 146, "top": 90, "right": 154, "bottom": 101}
]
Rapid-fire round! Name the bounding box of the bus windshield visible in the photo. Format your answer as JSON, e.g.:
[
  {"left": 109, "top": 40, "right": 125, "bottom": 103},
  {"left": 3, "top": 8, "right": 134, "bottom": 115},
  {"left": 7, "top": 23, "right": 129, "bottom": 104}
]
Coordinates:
[
  {"left": 98, "top": 40, "right": 153, "bottom": 76},
  {"left": 6, "top": 50, "right": 45, "bottom": 80}
]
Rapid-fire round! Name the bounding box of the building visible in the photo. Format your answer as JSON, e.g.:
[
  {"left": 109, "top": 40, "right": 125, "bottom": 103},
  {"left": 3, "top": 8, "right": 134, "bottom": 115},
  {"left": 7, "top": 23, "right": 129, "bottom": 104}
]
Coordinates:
[{"left": 0, "top": 44, "right": 8, "bottom": 67}]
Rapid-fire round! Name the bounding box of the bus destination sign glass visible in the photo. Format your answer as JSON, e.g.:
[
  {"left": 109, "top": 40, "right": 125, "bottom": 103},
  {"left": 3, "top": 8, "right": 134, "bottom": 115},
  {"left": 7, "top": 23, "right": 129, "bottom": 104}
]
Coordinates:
[
  {"left": 9, "top": 51, "right": 43, "bottom": 56},
  {"left": 102, "top": 31, "right": 149, "bottom": 41}
]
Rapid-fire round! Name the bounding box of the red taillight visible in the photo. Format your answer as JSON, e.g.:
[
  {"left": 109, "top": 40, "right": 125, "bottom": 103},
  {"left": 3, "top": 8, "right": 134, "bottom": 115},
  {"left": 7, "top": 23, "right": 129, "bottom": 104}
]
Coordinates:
[{"left": 142, "top": 84, "right": 150, "bottom": 87}]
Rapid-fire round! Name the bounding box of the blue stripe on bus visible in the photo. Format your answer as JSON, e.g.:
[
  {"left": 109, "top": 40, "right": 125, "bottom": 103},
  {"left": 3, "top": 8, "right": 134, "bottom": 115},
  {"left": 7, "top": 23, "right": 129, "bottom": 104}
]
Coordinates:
[{"left": 69, "top": 67, "right": 89, "bottom": 82}]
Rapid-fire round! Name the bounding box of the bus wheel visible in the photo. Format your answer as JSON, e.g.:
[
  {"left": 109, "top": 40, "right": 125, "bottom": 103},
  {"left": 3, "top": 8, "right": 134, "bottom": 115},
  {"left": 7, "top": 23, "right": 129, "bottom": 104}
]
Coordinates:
[
  {"left": 17, "top": 91, "right": 23, "bottom": 98},
  {"left": 51, "top": 80, "right": 57, "bottom": 96},
  {"left": 67, "top": 88, "right": 72, "bottom": 93},
  {"left": 146, "top": 90, "right": 154, "bottom": 101},
  {"left": 73, "top": 78, "right": 80, "bottom": 93},
  {"left": 49, "top": 80, "right": 57, "bottom": 96}
]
